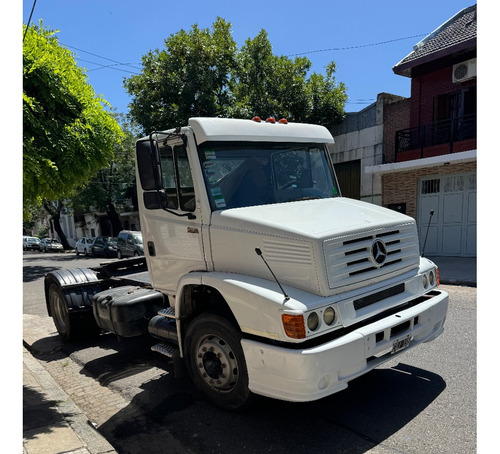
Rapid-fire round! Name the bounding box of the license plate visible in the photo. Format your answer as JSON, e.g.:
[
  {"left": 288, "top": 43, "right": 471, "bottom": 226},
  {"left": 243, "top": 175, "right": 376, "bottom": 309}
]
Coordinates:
[{"left": 391, "top": 334, "right": 413, "bottom": 354}]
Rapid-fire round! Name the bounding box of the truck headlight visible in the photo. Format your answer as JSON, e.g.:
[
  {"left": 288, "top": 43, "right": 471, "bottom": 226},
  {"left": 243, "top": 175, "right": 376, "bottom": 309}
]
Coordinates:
[
  {"left": 423, "top": 274, "right": 428, "bottom": 289},
  {"left": 307, "top": 312, "right": 319, "bottom": 331},
  {"left": 323, "top": 307, "right": 336, "bottom": 325}
]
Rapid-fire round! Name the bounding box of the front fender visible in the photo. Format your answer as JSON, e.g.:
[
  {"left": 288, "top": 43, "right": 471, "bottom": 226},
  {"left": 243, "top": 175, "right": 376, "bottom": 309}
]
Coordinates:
[{"left": 176, "top": 271, "right": 321, "bottom": 342}]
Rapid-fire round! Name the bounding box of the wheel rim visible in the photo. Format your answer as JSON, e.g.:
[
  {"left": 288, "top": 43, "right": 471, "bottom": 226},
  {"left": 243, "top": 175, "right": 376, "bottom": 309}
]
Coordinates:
[
  {"left": 195, "top": 334, "right": 239, "bottom": 392},
  {"left": 50, "top": 289, "right": 67, "bottom": 332}
]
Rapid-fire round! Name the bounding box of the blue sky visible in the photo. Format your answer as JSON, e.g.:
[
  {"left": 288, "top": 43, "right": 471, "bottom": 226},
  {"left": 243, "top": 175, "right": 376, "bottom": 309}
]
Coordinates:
[{"left": 22, "top": 0, "right": 477, "bottom": 116}]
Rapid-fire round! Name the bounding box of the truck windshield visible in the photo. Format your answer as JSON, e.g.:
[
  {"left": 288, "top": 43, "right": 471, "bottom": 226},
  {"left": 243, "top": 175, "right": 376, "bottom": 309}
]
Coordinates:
[{"left": 198, "top": 141, "right": 340, "bottom": 211}]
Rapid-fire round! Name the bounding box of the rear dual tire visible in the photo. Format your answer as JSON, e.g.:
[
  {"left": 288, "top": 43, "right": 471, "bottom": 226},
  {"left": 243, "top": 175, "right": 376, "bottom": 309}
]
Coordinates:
[
  {"left": 48, "top": 283, "right": 100, "bottom": 341},
  {"left": 45, "top": 269, "right": 102, "bottom": 341}
]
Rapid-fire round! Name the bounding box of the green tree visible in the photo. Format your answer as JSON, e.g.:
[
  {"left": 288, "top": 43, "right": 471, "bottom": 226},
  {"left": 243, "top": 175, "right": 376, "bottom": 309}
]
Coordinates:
[
  {"left": 124, "top": 17, "right": 237, "bottom": 133},
  {"left": 23, "top": 22, "right": 122, "bottom": 247},
  {"left": 70, "top": 116, "right": 140, "bottom": 236},
  {"left": 125, "top": 20, "right": 347, "bottom": 133}
]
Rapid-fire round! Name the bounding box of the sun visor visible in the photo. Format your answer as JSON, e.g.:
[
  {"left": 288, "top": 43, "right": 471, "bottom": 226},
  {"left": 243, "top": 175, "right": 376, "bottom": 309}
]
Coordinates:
[{"left": 188, "top": 117, "right": 334, "bottom": 145}]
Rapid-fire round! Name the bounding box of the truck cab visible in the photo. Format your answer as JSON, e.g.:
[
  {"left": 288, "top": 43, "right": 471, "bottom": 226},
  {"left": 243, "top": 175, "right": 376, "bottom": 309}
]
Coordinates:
[{"left": 134, "top": 117, "right": 448, "bottom": 408}]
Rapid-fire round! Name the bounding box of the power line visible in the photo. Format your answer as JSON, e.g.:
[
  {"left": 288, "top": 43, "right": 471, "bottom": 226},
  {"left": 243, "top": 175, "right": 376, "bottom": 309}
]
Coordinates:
[
  {"left": 61, "top": 32, "right": 429, "bottom": 77},
  {"left": 61, "top": 43, "right": 142, "bottom": 72},
  {"left": 23, "top": 0, "right": 38, "bottom": 42},
  {"left": 287, "top": 33, "right": 428, "bottom": 57},
  {"left": 77, "top": 58, "right": 140, "bottom": 75}
]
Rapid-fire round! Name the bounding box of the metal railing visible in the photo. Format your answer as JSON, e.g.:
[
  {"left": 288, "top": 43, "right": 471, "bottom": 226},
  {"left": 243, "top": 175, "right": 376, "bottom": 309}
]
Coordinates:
[{"left": 396, "top": 113, "right": 476, "bottom": 159}]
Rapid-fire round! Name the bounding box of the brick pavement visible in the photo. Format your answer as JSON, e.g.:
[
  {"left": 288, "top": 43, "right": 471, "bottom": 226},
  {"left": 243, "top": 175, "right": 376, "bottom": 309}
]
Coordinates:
[{"left": 23, "top": 314, "right": 190, "bottom": 454}]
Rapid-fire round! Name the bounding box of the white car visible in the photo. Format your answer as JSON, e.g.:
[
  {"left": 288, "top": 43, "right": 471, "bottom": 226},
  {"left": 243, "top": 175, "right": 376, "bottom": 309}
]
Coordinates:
[
  {"left": 75, "top": 237, "right": 95, "bottom": 256},
  {"left": 23, "top": 236, "right": 41, "bottom": 251},
  {"left": 40, "top": 238, "right": 64, "bottom": 252}
]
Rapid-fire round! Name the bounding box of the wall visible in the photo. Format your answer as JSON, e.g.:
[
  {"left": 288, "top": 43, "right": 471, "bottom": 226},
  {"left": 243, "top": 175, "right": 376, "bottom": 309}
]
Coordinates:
[
  {"left": 382, "top": 160, "right": 476, "bottom": 220},
  {"left": 410, "top": 65, "right": 476, "bottom": 127},
  {"left": 329, "top": 93, "right": 408, "bottom": 205},
  {"left": 383, "top": 97, "right": 411, "bottom": 163}
]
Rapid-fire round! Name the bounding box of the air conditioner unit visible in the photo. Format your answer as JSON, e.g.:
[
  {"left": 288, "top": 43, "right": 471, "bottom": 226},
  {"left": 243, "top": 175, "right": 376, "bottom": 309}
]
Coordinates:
[{"left": 452, "top": 58, "right": 477, "bottom": 83}]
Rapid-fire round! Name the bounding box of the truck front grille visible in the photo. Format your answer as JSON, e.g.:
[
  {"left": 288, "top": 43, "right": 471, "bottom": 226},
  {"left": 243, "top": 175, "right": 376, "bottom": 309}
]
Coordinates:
[{"left": 324, "top": 223, "right": 419, "bottom": 291}]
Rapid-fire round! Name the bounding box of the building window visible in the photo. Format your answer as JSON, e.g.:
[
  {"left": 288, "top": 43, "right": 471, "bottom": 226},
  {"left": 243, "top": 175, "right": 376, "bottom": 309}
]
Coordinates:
[
  {"left": 421, "top": 179, "right": 440, "bottom": 194},
  {"left": 434, "top": 86, "right": 476, "bottom": 122}
]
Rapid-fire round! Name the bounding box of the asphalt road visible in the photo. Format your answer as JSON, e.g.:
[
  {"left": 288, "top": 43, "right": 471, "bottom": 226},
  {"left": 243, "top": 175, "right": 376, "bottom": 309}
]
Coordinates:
[{"left": 23, "top": 251, "right": 477, "bottom": 453}]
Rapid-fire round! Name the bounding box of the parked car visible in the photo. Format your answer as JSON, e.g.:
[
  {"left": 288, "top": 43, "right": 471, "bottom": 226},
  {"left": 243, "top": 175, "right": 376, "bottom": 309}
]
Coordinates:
[
  {"left": 91, "top": 236, "right": 118, "bottom": 258},
  {"left": 117, "top": 230, "right": 143, "bottom": 258},
  {"left": 39, "top": 238, "right": 64, "bottom": 253},
  {"left": 75, "top": 237, "right": 95, "bottom": 256},
  {"left": 23, "top": 236, "right": 41, "bottom": 251}
]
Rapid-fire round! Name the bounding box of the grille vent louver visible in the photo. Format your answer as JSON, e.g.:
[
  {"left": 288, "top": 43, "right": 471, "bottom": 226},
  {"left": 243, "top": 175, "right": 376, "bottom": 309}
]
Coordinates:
[{"left": 324, "top": 224, "right": 419, "bottom": 290}]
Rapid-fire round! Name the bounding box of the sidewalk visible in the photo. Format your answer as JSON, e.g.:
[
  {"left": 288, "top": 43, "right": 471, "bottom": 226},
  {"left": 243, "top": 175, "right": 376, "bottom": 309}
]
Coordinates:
[
  {"left": 428, "top": 256, "right": 476, "bottom": 287},
  {"left": 23, "top": 344, "right": 117, "bottom": 454}
]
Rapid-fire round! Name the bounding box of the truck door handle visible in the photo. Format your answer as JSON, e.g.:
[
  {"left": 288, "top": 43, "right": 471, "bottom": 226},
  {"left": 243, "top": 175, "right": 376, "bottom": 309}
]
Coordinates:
[{"left": 147, "top": 241, "right": 156, "bottom": 256}]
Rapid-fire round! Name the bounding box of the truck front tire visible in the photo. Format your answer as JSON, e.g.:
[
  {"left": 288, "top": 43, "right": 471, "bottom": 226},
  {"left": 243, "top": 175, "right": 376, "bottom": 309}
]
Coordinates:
[{"left": 184, "top": 313, "right": 253, "bottom": 410}]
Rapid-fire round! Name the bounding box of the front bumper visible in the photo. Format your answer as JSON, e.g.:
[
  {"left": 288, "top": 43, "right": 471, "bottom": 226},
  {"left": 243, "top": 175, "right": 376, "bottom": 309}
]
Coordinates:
[{"left": 242, "top": 288, "right": 448, "bottom": 402}]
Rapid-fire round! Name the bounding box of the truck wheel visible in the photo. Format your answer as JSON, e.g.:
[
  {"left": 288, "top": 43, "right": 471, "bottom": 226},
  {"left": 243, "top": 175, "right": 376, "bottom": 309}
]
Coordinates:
[
  {"left": 45, "top": 269, "right": 102, "bottom": 341},
  {"left": 184, "top": 314, "right": 253, "bottom": 410},
  {"left": 48, "top": 283, "right": 74, "bottom": 340},
  {"left": 48, "top": 283, "right": 101, "bottom": 341}
]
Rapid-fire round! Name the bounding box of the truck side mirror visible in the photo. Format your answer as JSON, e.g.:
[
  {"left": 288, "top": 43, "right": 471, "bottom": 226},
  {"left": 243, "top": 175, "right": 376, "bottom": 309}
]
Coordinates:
[{"left": 136, "top": 138, "right": 162, "bottom": 191}]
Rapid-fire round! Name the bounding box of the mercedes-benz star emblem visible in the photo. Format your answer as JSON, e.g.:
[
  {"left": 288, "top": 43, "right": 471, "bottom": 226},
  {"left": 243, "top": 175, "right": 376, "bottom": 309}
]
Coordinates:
[{"left": 371, "top": 239, "right": 387, "bottom": 266}]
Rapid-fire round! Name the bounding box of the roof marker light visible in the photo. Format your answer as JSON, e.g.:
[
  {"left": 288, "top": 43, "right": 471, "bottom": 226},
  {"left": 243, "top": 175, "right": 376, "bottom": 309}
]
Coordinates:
[
  {"left": 266, "top": 117, "right": 276, "bottom": 123},
  {"left": 252, "top": 116, "right": 262, "bottom": 122},
  {"left": 278, "top": 118, "right": 288, "bottom": 124}
]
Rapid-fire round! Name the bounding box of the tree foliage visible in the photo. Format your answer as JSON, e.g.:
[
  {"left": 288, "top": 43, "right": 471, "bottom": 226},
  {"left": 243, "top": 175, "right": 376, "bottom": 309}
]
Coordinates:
[
  {"left": 70, "top": 116, "right": 140, "bottom": 235},
  {"left": 124, "top": 17, "right": 237, "bottom": 134},
  {"left": 23, "top": 22, "right": 122, "bottom": 219},
  {"left": 125, "top": 18, "right": 347, "bottom": 134}
]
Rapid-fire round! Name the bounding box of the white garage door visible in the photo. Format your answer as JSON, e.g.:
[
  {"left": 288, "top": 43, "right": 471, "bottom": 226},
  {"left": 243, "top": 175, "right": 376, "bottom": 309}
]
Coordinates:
[{"left": 418, "top": 172, "right": 476, "bottom": 257}]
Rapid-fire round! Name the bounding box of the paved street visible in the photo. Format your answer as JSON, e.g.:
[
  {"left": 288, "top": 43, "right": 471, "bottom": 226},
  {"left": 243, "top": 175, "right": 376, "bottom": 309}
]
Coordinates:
[{"left": 23, "top": 252, "right": 477, "bottom": 453}]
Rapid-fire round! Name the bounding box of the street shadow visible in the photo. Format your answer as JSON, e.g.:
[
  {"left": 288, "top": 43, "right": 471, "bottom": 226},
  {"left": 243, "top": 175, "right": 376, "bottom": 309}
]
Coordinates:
[
  {"left": 23, "top": 265, "right": 61, "bottom": 283},
  {"left": 23, "top": 385, "right": 69, "bottom": 437},
  {"left": 28, "top": 330, "right": 154, "bottom": 364},
  {"left": 94, "top": 361, "right": 446, "bottom": 454}
]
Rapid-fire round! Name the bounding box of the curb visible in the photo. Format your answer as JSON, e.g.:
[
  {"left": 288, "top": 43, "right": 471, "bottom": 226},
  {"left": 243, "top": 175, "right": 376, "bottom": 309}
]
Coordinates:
[{"left": 23, "top": 344, "right": 117, "bottom": 454}]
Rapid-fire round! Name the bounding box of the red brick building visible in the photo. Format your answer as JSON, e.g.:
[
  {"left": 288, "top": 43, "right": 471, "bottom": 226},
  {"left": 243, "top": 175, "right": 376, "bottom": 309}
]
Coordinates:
[{"left": 364, "top": 5, "right": 477, "bottom": 257}]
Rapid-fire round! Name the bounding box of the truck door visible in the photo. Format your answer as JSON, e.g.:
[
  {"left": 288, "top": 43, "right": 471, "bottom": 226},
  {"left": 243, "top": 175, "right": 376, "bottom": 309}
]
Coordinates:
[{"left": 136, "top": 135, "right": 207, "bottom": 293}]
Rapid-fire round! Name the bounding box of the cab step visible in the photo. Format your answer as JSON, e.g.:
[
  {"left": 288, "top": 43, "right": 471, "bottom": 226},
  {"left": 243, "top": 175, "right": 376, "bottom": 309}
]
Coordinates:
[
  {"left": 158, "top": 307, "right": 176, "bottom": 319},
  {"left": 151, "top": 342, "right": 185, "bottom": 378},
  {"left": 151, "top": 342, "right": 179, "bottom": 358}
]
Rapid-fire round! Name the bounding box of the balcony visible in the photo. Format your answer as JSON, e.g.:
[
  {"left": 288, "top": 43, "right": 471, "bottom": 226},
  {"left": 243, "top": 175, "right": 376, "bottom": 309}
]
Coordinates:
[{"left": 395, "top": 114, "right": 476, "bottom": 162}]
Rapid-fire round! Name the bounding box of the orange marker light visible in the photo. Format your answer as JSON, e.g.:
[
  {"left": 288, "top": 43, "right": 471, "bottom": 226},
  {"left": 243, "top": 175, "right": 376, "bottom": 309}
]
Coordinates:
[
  {"left": 266, "top": 117, "right": 276, "bottom": 123},
  {"left": 278, "top": 118, "right": 288, "bottom": 124},
  {"left": 282, "top": 314, "right": 306, "bottom": 339},
  {"left": 252, "top": 116, "right": 262, "bottom": 122}
]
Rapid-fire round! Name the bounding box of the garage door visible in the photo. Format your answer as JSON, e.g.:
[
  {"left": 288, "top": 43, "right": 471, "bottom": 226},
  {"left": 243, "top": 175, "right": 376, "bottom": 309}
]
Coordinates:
[{"left": 418, "top": 172, "right": 476, "bottom": 257}]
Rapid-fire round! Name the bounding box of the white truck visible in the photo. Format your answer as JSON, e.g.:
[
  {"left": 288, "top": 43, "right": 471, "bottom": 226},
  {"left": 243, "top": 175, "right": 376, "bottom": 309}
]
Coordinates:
[{"left": 45, "top": 117, "right": 449, "bottom": 410}]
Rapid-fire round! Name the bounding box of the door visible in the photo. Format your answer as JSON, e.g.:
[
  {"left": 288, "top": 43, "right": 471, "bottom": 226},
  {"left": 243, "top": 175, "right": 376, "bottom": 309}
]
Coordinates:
[
  {"left": 334, "top": 160, "right": 361, "bottom": 199},
  {"left": 418, "top": 172, "right": 476, "bottom": 257},
  {"left": 137, "top": 135, "right": 207, "bottom": 293}
]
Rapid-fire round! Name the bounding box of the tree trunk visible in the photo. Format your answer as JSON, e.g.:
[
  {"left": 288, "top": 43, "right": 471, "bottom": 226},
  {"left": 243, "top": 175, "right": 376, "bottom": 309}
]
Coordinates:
[
  {"left": 43, "top": 200, "right": 72, "bottom": 250},
  {"left": 107, "top": 203, "right": 123, "bottom": 237}
]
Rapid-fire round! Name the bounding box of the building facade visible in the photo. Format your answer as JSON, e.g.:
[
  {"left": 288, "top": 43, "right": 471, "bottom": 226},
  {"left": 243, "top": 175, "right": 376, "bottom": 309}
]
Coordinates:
[{"left": 332, "top": 5, "right": 477, "bottom": 258}]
